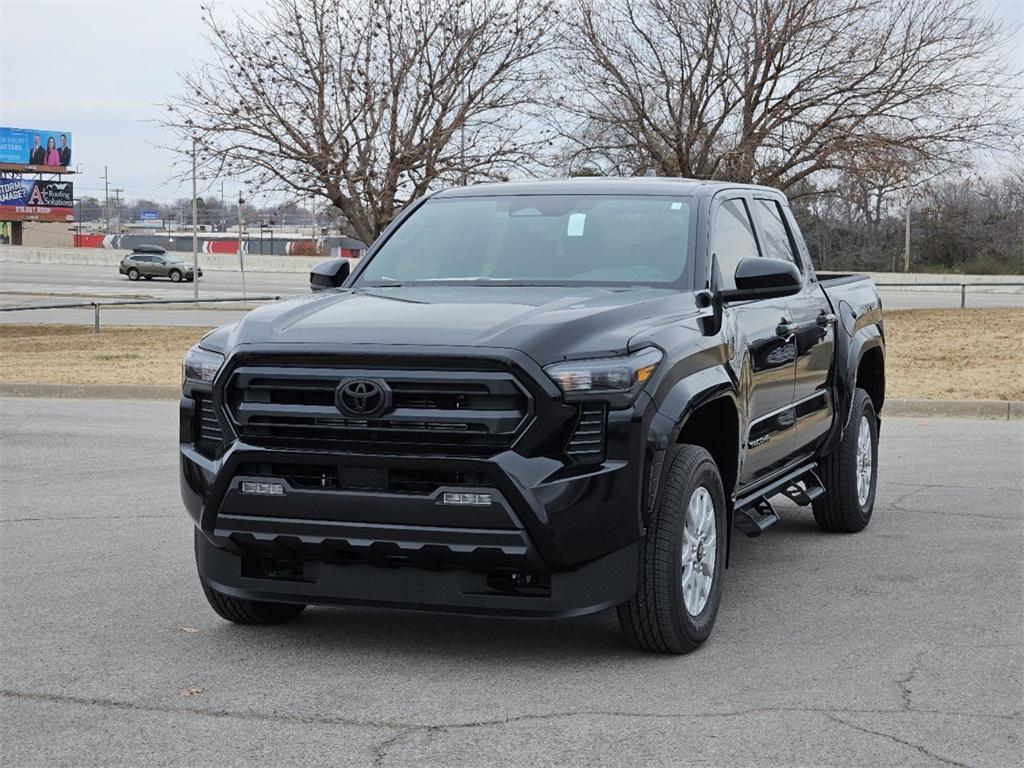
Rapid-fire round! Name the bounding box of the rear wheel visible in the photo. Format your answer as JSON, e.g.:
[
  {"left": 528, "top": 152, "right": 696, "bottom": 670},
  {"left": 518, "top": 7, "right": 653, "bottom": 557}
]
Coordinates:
[
  {"left": 169, "top": 269, "right": 183, "bottom": 282},
  {"left": 126, "top": 268, "right": 139, "bottom": 281},
  {"left": 194, "top": 531, "right": 306, "bottom": 625},
  {"left": 812, "top": 388, "right": 878, "bottom": 532},
  {"left": 618, "top": 444, "right": 726, "bottom": 654}
]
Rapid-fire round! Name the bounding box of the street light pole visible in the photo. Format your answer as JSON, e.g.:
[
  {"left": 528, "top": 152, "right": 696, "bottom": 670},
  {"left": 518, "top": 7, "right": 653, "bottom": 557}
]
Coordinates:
[
  {"left": 238, "top": 191, "right": 247, "bottom": 305},
  {"left": 192, "top": 137, "right": 199, "bottom": 302}
]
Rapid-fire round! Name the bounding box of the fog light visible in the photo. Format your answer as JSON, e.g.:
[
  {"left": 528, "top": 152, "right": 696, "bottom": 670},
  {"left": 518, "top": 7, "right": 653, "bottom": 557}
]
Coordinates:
[
  {"left": 442, "top": 492, "right": 492, "bottom": 506},
  {"left": 241, "top": 481, "right": 285, "bottom": 495}
]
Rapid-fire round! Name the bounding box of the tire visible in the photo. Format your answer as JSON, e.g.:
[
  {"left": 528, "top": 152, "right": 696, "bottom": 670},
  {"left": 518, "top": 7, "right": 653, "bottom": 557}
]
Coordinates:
[
  {"left": 169, "top": 269, "right": 183, "bottom": 282},
  {"left": 194, "top": 531, "right": 306, "bottom": 625},
  {"left": 618, "top": 444, "right": 727, "bottom": 654},
  {"left": 126, "top": 268, "right": 140, "bottom": 281},
  {"left": 812, "top": 388, "right": 878, "bottom": 533}
]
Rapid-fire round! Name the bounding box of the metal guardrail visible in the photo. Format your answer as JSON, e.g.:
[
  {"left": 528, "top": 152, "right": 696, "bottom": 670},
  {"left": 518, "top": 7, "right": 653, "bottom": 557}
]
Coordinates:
[
  {"left": 874, "top": 281, "right": 1024, "bottom": 308},
  {"left": 0, "top": 295, "right": 282, "bottom": 332}
]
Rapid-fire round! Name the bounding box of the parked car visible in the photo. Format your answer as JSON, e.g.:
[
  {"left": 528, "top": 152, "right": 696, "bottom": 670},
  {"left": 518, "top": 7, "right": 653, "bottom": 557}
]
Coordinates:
[
  {"left": 180, "top": 178, "right": 884, "bottom": 653},
  {"left": 119, "top": 249, "right": 202, "bottom": 282}
]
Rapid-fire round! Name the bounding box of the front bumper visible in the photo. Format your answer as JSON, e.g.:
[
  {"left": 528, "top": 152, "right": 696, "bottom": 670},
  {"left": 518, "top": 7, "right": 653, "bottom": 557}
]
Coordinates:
[{"left": 195, "top": 528, "right": 638, "bottom": 618}]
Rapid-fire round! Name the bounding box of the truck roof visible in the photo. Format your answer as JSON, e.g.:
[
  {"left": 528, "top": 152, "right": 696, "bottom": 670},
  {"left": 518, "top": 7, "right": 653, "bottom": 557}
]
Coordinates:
[{"left": 435, "top": 177, "right": 787, "bottom": 199}]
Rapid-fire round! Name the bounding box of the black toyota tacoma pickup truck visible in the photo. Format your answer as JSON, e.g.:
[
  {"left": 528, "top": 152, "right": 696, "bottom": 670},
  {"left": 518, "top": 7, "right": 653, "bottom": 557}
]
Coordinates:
[{"left": 181, "top": 179, "right": 884, "bottom": 653}]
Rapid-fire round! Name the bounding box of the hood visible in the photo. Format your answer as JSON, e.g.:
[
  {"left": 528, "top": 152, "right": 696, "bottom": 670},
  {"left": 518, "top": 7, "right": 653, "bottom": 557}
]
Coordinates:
[{"left": 225, "top": 285, "right": 700, "bottom": 365}]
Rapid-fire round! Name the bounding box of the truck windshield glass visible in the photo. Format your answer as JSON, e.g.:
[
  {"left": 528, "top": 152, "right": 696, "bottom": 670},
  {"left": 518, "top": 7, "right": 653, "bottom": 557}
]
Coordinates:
[{"left": 357, "top": 195, "right": 695, "bottom": 287}]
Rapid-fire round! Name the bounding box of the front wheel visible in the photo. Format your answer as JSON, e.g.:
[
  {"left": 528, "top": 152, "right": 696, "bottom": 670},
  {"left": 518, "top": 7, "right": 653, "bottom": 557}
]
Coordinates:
[
  {"left": 169, "top": 269, "right": 183, "bottom": 282},
  {"left": 618, "top": 444, "right": 726, "bottom": 654},
  {"left": 812, "top": 388, "right": 878, "bottom": 533}
]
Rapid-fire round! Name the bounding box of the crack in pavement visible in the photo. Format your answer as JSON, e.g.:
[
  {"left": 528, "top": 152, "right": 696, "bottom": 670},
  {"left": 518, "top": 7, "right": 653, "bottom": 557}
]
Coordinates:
[
  {"left": 1, "top": 514, "right": 176, "bottom": 523},
  {"left": 896, "top": 650, "right": 927, "bottom": 711},
  {"left": 823, "top": 712, "right": 973, "bottom": 768},
  {"left": 4, "top": 688, "right": 1020, "bottom": 767},
  {"left": 4, "top": 688, "right": 1019, "bottom": 730}
]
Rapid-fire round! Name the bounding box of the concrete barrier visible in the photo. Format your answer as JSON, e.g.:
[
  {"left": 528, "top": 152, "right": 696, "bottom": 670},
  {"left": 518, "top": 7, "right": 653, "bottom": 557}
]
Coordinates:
[{"left": 0, "top": 245, "right": 333, "bottom": 274}]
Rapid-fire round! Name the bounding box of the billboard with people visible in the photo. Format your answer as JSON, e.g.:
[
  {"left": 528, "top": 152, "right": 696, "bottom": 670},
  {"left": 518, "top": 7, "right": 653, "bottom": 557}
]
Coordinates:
[
  {"left": 0, "top": 126, "right": 73, "bottom": 170},
  {"left": 0, "top": 178, "right": 74, "bottom": 221}
]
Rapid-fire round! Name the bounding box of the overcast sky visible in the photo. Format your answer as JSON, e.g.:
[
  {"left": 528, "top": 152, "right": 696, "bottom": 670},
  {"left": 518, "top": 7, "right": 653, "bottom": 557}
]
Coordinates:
[{"left": 1, "top": 0, "right": 1021, "bottom": 206}]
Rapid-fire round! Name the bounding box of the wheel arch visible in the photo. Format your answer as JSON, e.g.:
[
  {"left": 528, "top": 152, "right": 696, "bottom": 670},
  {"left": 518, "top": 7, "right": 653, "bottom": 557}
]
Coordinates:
[{"left": 645, "top": 366, "right": 740, "bottom": 526}]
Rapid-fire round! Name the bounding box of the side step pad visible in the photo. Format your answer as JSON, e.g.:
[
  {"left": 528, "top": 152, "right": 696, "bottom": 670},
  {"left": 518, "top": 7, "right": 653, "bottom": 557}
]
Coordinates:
[
  {"left": 733, "top": 498, "right": 779, "bottom": 538},
  {"left": 779, "top": 477, "right": 826, "bottom": 507}
]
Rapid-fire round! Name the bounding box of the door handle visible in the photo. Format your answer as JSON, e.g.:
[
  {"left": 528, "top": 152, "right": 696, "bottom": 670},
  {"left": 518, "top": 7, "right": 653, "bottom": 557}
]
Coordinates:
[
  {"left": 775, "top": 321, "right": 798, "bottom": 338},
  {"left": 816, "top": 313, "right": 837, "bottom": 327}
]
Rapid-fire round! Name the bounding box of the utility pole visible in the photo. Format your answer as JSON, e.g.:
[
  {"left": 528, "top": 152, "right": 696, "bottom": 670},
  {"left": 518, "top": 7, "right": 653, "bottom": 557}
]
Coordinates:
[
  {"left": 237, "top": 191, "right": 247, "bottom": 304},
  {"left": 111, "top": 188, "right": 123, "bottom": 236},
  {"left": 103, "top": 166, "right": 110, "bottom": 234},
  {"left": 903, "top": 192, "right": 911, "bottom": 273},
  {"left": 311, "top": 195, "right": 316, "bottom": 241},
  {"left": 191, "top": 137, "right": 199, "bottom": 302}
]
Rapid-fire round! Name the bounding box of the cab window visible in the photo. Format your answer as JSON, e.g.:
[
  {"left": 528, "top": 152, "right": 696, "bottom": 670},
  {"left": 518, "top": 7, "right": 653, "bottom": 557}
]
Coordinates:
[{"left": 712, "top": 198, "right": 760, "bottom": 289}]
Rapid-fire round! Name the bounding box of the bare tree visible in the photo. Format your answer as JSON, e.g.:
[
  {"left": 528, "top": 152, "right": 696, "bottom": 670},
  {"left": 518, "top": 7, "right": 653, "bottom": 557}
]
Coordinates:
[
  {"left": 557, "top": 0, "right": 1021, "bottom": 191},
  {"left": 165, "top": 0, "right": 553, "bottom": 243}
]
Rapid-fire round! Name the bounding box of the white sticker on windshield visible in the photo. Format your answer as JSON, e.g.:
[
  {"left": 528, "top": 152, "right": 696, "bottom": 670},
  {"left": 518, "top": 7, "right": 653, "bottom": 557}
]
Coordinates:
[
  {"left": 567, "top": 212, "right": 586, "bottom": 237},
  {"left": 671, "top": 201, "right": 682, "bottom": 210}
]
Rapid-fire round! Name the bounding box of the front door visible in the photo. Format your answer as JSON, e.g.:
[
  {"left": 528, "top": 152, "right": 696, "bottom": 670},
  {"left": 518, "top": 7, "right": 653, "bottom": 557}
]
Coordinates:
[
  {"left": 752, "top": 197, "right": 836, "bottom": 455},
  {"left": 712, "top": 195, "right": 797, "bottom": 487}
]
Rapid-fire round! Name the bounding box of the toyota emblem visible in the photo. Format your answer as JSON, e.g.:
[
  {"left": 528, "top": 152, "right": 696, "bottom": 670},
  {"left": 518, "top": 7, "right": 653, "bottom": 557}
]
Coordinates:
[{"left": 336, "top": 378, "right": 391, "bottom": 418}]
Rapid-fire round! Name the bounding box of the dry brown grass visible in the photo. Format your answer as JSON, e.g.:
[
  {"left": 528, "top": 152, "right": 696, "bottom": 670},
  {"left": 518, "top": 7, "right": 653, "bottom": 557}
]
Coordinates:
[
  {"left": 1, "top": 308, "right": 1022, "bottom": 399},
  {"left": 0, "top": 325, "right": 208, "bottom": 386},
  {"left": 883, "top": 308, "right": 1024, "bottom": 401}
]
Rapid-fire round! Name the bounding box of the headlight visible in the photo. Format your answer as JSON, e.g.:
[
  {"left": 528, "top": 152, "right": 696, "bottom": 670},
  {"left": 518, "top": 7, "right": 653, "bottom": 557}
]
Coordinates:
[
  {"left": 182, "top": 346, "right": 224, "bottom": 386},
  {"left": 544, "top": 347, "right": 662, "bottom": 404}
]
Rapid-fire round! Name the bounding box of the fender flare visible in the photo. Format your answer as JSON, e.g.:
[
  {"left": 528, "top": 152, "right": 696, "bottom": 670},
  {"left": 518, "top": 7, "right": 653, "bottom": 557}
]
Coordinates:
[{"left": 820, "top": 324, "right": 884, "bottom": 457}]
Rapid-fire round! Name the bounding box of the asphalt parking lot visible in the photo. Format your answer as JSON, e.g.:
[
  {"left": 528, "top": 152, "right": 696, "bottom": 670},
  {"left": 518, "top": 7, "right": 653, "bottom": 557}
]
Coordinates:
[{"left": 0, "top": 398, "right": 1021, "bottom": 767}]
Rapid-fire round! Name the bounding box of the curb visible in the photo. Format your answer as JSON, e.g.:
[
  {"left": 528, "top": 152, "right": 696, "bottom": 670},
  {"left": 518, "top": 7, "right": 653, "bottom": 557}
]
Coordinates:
[
  {"left": 1, "top": 382, "right": 1021, "bottom": 420},
  {"left": 0, "top": 382, "right": 180, "bottom": 400},
  {"left": 884, "top": 399, "right": 1022, "bottom": 421}
]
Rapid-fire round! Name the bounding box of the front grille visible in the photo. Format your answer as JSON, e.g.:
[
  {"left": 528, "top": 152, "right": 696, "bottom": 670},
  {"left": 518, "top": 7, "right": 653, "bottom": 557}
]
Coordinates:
[
  {"left": 195, "top": 396, "right": 225, "bottom": 456},
  {"left": 566, "top": 403, "right": 607, "bottom": 463},
  {"left": 223, "top": 360, "right": 531, "bottom": 456}
]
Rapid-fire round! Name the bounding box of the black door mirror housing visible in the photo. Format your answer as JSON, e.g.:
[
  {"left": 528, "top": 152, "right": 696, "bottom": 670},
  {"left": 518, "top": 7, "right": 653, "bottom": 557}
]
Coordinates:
[
  {"left": 310, "top": 258, "right": 351, "bottom": 291},
  {"left": 718, "top": 257, "right": 801, "bottom": 302}
]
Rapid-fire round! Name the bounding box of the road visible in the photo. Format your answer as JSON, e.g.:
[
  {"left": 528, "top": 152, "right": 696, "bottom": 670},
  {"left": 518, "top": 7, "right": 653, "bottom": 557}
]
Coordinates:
[
  {"left": 0, "top": 398, "right": 1020, "bottom": 767},
  {"left": 1, "top": 263, "right": 1022, "bottom": 328},
  {"left": 0, "top": 262, "right": 308, "bottom": 302}
]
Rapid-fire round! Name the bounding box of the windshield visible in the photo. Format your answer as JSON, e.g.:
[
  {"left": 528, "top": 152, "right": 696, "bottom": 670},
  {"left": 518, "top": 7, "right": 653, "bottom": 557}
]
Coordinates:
[{"left": 356, "top": 194, "right": 695, "bottom": 287}]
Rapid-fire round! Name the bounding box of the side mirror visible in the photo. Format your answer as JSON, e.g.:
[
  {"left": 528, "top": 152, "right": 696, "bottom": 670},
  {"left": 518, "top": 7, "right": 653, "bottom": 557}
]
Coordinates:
[
  {"left": 718, "top": 257, "right": 801, "bottom": 302},
  {"left": 310, "top": 258, "right": 350, "bottom": 291}
]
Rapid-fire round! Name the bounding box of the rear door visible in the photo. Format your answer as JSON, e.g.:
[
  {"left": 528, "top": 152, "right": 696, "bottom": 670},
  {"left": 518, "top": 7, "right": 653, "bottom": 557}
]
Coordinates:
[
  {"left": 751, "top": 197, "right": 836, "bottom": 453},
  {"left": 712, "top": 195, "right": 798, "bottom": 486},
  {"left": 133, "top": 255, "right": 153, "bottom": 275}
]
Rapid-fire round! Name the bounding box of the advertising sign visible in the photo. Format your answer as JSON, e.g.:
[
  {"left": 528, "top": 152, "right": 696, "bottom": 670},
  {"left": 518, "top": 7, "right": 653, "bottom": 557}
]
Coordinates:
[
  {"left": 139, "top": 210, "right": 159, "bottom": 221},
  {"left": 0, "top": 178, "right": 74, "bottom": 221},
  {"left": 0, "top": 126, "right": 73, "bottom": 170}
]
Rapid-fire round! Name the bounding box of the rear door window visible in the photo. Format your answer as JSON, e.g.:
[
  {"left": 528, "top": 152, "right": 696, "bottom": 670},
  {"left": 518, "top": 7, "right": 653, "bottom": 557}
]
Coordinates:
[{"left": 753, "top": 199, "right": 801, "bottom": 271}]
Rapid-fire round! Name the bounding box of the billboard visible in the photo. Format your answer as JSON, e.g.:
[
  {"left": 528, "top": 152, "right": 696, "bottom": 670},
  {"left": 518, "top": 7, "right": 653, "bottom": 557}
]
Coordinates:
[
  {"left": 139, "top": 210, "right": 159, "bottom": 221},
  {"left": 0, "top": 178, "right": 74, "bottom": 222},
  {"left": 0, "top": 126, "right": 73, "bottom": 170}
]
